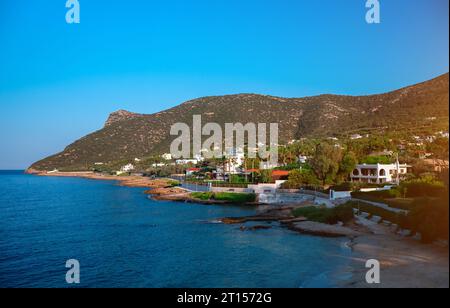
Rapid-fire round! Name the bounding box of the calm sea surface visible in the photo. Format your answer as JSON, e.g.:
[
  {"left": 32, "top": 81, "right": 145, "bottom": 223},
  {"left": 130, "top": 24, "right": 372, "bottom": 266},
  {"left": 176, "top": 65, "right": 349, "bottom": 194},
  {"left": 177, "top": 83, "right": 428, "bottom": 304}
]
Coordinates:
[{"left": 0, "top": 171, "right": 353, "bottom": 288}]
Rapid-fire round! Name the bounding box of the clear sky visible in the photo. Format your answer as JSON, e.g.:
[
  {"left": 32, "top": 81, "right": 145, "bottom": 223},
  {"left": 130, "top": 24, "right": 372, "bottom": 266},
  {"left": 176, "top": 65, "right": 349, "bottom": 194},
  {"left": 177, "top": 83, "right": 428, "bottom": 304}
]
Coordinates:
[{"left": 0, "top": 0, "right": 449, "bottom": 169}]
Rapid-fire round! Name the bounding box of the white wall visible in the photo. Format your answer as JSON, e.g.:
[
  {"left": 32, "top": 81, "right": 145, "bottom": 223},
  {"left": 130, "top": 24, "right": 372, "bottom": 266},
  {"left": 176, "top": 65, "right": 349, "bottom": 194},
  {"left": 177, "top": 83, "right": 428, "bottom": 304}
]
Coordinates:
[{"left": 329, "top": 190, "right": 352, "bottom": 200}]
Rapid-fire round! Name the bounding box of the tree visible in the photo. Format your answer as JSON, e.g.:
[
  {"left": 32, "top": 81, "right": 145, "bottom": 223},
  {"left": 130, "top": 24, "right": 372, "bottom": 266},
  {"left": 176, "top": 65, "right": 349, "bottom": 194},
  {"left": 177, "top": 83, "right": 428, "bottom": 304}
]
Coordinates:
[
  {"left": 279, "top": 146, "right": 297, "bottom": 166},
  {"left": 310, "top": 143, "right": 343, "bottom": 187},
  {"left": 259, "top": 170, "right": 272, "bottom": 183},
  {"left": 426, "top": 137, "right": 449, "bottom": 159},
  {"left": 284, "top": 169, "right": 320, "bottom": 188},
  {"left": 338, "top": 151, "right": 358, "bottom": 183}
]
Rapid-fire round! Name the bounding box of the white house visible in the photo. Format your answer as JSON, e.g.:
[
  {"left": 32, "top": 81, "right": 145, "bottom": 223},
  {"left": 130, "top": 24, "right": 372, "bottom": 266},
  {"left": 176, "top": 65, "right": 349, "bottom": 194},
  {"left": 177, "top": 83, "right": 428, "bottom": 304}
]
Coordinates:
[
  {"left": 121, "top": 163, "right": 135, "bottom": 172},
  {"left": 185, "top": 167, "right": 201, "bottom": 176},
  {"left": 438, "top": 131, "right": 449, "bottom": 138},
  {"left": 194, "top": 153, "right": 205, "bottom": 162},
  {"left": 116, "top": 163, "right": 135, "bottom": 175},
  {"left": 425, "top": 136, "right": 436, "bottom": 143},
  {"left": 350, "top": 134, "right": 363, "bottom": 140},
  {"left": 351, "top": 162, "right": 411, "bottom": 184},
  {"left": 152, "top": 163, "right": 167, "bottom": 168},
  {"left": 298, "top": 155, "right": 308, "bottom": 164},
  {"left": 176, "top": 159, "right": 199, "bottom": 165},
  {"left": 176, "top": 154, "right": 205, "bottom": 166},
  {"left": 224, "top": 148, "right": 245, "bottom": 174},
  {"left": 260, "top": 161, "right": 279, "bottom": 170},
  {"left": 161, "top": 153, "right": 173, "bottom": 160}
]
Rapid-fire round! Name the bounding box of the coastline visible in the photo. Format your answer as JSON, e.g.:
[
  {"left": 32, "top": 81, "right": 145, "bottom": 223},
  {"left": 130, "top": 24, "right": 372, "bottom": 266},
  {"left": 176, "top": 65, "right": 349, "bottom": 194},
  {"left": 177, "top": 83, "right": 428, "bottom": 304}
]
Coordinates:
[
  {"left": 341, "top": 217, "right": 450, "bottom": 288},
  {"left": 25, "top": 170, "right": 450, "bottom": 288},
  {"left": 28, "top": 170, "right": 262, "bottom": 206},
  {"left": 26, "top": 170, "right": 175, "bottom": 189}
]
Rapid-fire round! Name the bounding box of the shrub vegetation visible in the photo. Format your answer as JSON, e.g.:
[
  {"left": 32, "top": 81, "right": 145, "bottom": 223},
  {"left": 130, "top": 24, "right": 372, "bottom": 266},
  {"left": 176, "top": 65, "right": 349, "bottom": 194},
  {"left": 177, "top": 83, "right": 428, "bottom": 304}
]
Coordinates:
[
  {"left": 190, "top": 192, "right": 256, "bottom": 204},
  {"left": 292, "top": 204, "right": 354, "bottom": 224}
]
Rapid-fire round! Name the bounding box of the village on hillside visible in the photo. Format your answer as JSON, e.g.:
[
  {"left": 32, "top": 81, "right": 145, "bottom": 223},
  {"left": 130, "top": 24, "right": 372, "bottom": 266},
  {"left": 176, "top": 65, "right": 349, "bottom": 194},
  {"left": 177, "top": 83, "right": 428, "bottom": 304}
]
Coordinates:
[
  {"left": 43, "top": 129, "right": 449, "bottom": 244},
  {"left": 101, "top": 130, "right": 448, "bottom": 189}
]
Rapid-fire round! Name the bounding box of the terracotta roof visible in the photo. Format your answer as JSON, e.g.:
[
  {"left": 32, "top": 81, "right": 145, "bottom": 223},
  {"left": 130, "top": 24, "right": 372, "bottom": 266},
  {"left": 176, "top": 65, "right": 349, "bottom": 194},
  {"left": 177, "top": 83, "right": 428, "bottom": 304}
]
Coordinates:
[
  {"left": 245, "top": 169, "right": 260, "bottom": 173},
  {"left": 186, "top": 168, "right": 201, "bottom": 172},
  {"left": 272, "top": 170, "right": 290, "bottom": 176}
]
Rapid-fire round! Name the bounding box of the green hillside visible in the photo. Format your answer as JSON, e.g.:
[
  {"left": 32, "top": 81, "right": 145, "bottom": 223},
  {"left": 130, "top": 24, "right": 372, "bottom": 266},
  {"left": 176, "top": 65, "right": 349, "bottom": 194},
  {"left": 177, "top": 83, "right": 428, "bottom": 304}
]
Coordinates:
[{"left": 29, "top": 73, "right": 449, "bottom": 171}]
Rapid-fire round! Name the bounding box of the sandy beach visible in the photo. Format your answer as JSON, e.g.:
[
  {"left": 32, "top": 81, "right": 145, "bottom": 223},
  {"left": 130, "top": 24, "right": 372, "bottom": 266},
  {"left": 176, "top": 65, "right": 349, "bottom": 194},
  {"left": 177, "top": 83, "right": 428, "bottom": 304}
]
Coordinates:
[{"left": 342, "top": 217, "right": 449, "bottom": 288}]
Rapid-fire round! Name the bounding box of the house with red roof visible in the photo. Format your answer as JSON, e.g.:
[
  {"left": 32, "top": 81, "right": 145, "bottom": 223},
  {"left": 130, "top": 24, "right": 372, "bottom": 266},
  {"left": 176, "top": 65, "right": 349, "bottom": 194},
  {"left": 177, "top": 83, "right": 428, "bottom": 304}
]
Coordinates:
[{"left": 186, "top": 168, "right": 201, "bottom": 176}]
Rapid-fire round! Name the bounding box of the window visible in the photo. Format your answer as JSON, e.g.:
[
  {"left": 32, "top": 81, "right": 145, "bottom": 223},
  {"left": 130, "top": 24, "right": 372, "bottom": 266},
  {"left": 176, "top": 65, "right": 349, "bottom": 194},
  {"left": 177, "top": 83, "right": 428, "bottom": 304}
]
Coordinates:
[
  {"left": 379, "top": 169, "right": 386, "bottom": 176},
  {"left": 353, "top": 169, "right": 359, "bottom": 176}
]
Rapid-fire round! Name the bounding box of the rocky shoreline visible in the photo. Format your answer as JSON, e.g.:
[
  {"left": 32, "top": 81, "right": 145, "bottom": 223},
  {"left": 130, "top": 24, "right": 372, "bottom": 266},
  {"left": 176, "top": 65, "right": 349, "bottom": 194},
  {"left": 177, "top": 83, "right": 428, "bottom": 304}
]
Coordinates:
[
  {"left": 220, "top": 205, "right": 362, "bottom": 238},
  {"left": 27, "top": 170, "right": 178, "bottom": 189},
  {"left": 26, "top": 171, "right": 369, "bottom": 238},
  {"left": 27, "top": 170, "right": 449, "bottom": 288},
  {"left": 218, "top": 205, "right": 448, "bottom": 288},
  {"left": 28, "top": 171, "right": 261, "bottom": 205}
]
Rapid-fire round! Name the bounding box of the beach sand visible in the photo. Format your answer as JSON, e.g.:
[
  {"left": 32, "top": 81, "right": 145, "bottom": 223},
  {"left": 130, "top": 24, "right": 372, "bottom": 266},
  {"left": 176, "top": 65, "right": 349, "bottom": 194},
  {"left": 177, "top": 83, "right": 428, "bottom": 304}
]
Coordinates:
[{"left": 342, "top": 217, "right": 449, "bottom": 288}]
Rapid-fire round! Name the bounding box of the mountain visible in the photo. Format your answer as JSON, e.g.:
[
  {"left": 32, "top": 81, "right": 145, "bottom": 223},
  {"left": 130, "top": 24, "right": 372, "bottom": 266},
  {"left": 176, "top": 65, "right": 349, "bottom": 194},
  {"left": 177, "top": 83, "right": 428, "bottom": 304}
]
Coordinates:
[{"left": 29, "top": 73, "right": 449, "bottom": 171}]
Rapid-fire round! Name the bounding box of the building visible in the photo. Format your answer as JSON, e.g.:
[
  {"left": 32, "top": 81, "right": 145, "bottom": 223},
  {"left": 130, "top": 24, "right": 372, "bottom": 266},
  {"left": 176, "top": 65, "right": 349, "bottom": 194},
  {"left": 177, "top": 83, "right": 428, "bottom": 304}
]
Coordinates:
[
  {"left": 116, "top": 163, "right": 135, "bottom": 175},
  {"left": 151, "top": 163, "right": 167, "bottom": 168},
  {"left": 417, "top": 151, "right": 433, "bottom": 160},
  {"left": 298, "top": 155, "right": 308, "bottom": 164},
  {"left": 176, "top": 159, "right": 199, "bottom": 165},
  {"left": 224, "top": 148, "right": 245, "bottom": 174},
  {"left": 260, "top": 161, "right": 279, "bottom": 170},
  {"left": 186, "top": 168, "right": 201, "bottom": 176},
  {"left": 161, "top": 153, "right": 173, "bottom": 160},
  {"left": 350, "top": 162, "right": 411, "bottom": 184},
  {"left": 425, "top": 136, "right": 436, "bottom": 143},
  {"left": 176, "top": 154, "right": 205, "bottom": 166},
  {"left": 350, "top": 134, "right": 363, "bottom": 140},
  {"left": 121, "top": 163, "right": 135, "bottom": 172},
  {"left": 438, "top": 131, "right": 449, "bottom": 138},
  {"left": 271, "top": 170, "right": 290, "bottom": 181},
  {"left": 419, "top": 159, "right": 449, "bottom": 173},
  {"left": 369, "top": 150, "right": 394, "bottom": 157}
]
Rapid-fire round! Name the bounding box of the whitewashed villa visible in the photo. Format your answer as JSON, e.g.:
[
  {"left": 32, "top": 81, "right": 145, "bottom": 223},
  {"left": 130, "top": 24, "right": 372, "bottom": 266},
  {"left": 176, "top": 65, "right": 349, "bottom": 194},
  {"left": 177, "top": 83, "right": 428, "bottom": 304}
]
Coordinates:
[{"left": 351, "top": 162, "right": 411, "bottom": 184}]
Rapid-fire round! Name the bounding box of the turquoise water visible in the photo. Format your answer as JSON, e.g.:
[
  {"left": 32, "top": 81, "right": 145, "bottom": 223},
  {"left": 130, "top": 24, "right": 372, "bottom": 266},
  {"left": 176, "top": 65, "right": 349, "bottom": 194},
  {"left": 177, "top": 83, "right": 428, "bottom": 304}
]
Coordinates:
[{"left": 0, "top": 171, "right": 352, "bottom": 288}]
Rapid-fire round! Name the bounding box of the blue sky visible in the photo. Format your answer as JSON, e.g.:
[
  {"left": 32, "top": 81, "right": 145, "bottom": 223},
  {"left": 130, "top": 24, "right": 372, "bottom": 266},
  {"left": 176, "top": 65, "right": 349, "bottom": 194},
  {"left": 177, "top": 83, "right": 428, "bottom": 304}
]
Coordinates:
[{"left": 0, "top": 0, "right": 448, "bottom": 169}]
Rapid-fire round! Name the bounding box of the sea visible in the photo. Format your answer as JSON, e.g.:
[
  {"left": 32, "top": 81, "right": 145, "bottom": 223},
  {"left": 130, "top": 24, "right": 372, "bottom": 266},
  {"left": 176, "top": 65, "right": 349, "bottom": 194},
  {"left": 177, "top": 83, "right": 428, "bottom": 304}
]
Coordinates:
[{"left": 0, "top": 170, "right": 354, "bottom": 288}]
